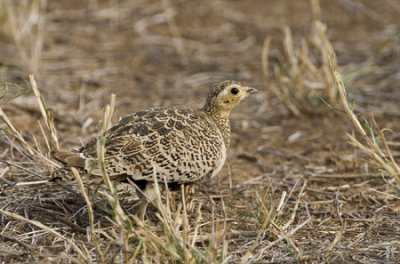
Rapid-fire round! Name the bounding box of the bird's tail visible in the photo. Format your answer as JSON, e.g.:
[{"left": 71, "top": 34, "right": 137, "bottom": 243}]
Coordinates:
[{"left": 53, "top": 150, "right": 86, "bottom": 168}]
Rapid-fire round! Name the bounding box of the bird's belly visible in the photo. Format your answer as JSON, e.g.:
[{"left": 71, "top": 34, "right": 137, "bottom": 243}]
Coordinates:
[
  {"left": 209, "top": 142, "right": 226, "bottom": 178},
  {"left": 141, "top": 141, "right": 227, "bottom": 183},
  {"left": 103, "top": 129, "right": 227, "bottom": 183}
]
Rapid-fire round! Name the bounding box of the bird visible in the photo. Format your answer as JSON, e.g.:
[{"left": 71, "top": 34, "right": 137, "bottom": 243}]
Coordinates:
[{"left": 54, "top": 80, "right": 258, "bottom": 219}]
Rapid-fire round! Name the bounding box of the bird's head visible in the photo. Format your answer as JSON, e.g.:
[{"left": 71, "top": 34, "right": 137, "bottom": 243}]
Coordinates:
[{"left": 203, "top": 80, "right": 258, "bottom": 116}]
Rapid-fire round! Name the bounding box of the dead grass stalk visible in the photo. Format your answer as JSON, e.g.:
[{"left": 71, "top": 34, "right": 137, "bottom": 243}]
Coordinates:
[
  {"left": 2, "top": 0, "right": 46, "bottom": 76},
  {"left": 263, "top": 0, "right": 337, "bottom": 116},
  {"left": 0, "top": 208, "right": 89, "bottom": 262},
  {"left": 330, "top": 55, "right": 400, "bottom": 189}
]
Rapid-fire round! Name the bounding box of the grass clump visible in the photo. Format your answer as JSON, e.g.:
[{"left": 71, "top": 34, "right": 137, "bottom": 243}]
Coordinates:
[
  {"left": 330, "top": 55, "right": 400, "bottom": 191},
  {"left": 1, "top": 0, "right": 46, "bottom": 76},
  {"left": 263, "top": 0, "right": 338, "bottom": 116}
]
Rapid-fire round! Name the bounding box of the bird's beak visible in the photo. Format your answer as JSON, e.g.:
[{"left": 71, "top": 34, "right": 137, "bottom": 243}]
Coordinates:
[{"left": 244, "top": 86, "right": 259, "bottom": 94}]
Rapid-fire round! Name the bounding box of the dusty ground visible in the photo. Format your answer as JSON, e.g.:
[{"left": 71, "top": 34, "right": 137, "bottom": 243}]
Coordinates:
[{"left": 0, "top": 0, "right": 399, "bottom": 263}]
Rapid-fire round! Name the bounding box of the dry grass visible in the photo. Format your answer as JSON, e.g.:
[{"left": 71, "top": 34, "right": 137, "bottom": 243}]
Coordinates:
[
  {"left": 1, "top": 0, "right": 400, "bottom": 263},
  {"left": 0, "top": 83, "right": 309, "bottom": 262},
  {"left": 263, "top": 0, "right": 338, "bottom": 116},
  {"left": 331, "top": 55, "right": 400, "bottom": 189},
  {"left": 1, "top": 0, "right": 46, "bottom": 77}
]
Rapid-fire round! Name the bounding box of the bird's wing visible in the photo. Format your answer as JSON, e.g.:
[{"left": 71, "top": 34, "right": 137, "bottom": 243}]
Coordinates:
[{"left": 81, "top": 107, "right": 203, "bottom": 157}]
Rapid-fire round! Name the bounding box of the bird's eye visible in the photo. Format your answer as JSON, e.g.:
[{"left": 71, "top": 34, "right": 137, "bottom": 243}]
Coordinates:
[{"left": 230, "top": 87, "right": 239, "bottom": 95}]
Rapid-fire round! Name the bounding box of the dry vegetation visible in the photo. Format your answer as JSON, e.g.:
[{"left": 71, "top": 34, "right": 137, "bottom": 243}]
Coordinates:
[
  {"left": 1, "top": 0, "right": 400, "bottom": 263},
  {"left": 263, "top": 0, "right": 339, "bottom": 116}
]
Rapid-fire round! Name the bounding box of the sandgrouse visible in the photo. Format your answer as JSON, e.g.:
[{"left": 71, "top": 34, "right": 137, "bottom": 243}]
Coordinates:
[{"left": 54, "top": 80, "right": 258, "bottom": 218}]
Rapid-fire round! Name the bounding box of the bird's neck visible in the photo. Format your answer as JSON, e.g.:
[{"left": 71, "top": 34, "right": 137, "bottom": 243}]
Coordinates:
[{"left": 203, "top": 107, "right": 231, "bottom": 147}]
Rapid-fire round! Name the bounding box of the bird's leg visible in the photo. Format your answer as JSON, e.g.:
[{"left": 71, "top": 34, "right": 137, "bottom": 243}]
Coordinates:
[
  {"left": 137, "top": 191, "right": 148, "bottom": 221},
  {"left": 137, "top": 182, "right": 157, "bottom": 221},
  {"left": 183, "top": 184, "right": 196, "bottom": 211}
]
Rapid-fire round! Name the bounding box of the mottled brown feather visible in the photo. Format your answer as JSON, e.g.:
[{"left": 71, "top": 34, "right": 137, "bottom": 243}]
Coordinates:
[{"left": 55, "top": 80, "right": 257, "bottom": 185}]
